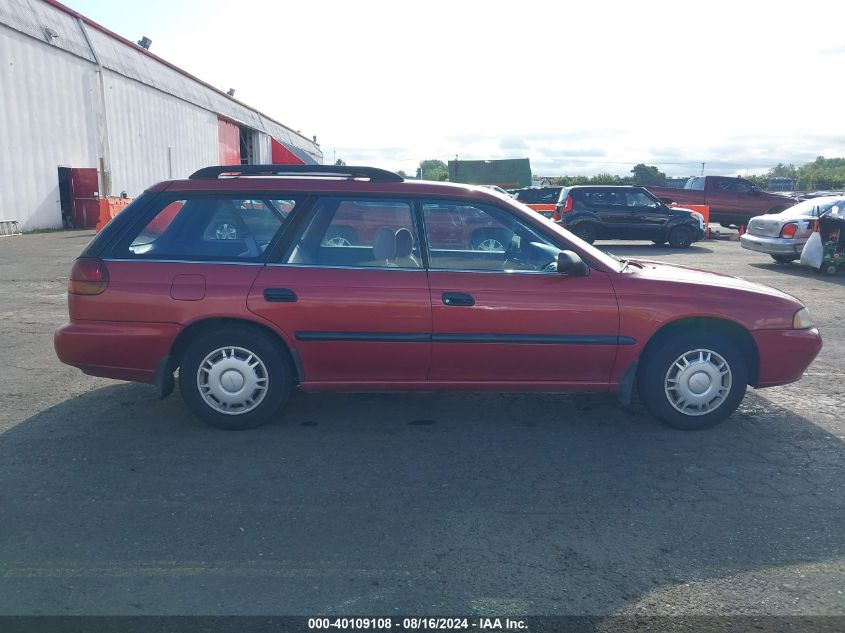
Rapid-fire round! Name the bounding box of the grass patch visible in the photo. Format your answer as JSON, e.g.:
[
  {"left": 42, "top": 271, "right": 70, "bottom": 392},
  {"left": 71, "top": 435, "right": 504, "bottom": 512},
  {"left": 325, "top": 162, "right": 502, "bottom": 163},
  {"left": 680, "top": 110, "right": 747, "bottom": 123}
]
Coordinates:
[{"left": 22, "top": 227, "right": 65, "bottom": 234}]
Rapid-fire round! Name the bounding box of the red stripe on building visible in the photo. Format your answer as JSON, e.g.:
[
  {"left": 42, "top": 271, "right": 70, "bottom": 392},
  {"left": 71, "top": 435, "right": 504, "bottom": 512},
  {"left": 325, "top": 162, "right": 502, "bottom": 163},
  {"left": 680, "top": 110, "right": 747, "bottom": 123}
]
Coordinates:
[
  {"left": 217, "top": 118, "right": 240, "bottom": 165},
  {"left": 271, "top": 138, "right": 305, "bottom": 165}
]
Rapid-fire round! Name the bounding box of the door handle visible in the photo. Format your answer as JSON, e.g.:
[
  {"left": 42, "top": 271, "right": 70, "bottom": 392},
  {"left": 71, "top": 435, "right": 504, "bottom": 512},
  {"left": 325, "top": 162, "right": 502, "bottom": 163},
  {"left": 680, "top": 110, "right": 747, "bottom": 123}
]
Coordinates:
[
  {"left": 263, "top": 288, "right": 298, "bottom": 302},
  {"left": 442, "top": 292, "right": 475, "bottom": 307}
]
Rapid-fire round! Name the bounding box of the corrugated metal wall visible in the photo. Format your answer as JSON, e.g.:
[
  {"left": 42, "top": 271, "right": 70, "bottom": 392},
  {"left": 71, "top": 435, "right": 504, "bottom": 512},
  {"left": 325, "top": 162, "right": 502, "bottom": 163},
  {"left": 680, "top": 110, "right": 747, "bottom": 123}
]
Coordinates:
[
  {"left": 103, "top": 71, "right": 218, "bottom": 197},
  {"left": 0, "top": 26, "right": 99, "bottom": 228},
  {"left": 0, "top": 0, "right": 323, "bottom": 229}
]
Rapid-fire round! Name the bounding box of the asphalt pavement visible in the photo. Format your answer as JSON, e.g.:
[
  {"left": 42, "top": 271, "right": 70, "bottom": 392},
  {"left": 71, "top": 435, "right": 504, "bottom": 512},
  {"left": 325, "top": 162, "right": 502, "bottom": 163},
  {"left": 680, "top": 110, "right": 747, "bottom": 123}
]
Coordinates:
[{"left": 0, "top": 230, "right": 842, "bottom": 617}]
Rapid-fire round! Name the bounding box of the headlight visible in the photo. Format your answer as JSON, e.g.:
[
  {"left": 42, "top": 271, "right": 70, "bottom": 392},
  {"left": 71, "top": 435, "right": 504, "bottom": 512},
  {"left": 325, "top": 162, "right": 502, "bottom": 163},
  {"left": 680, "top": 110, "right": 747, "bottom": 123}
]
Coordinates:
[{"left": 793, "top": 307, "right": 814, "bottom": 329}]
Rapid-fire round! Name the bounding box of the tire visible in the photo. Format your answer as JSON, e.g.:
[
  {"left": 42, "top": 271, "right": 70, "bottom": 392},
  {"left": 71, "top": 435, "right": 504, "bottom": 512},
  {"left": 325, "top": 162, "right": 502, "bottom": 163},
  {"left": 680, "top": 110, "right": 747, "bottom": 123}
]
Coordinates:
[
  {"left": 771, "top": 254, "right": 797, "bottom": 264},
  {"left": 821, "top": 263, "right": 839, "bottom": 276},
  {"left": 178, "top": 326, "right": 292, "bottom": 430},
  {"left": 637, "top": 333, "right": 748, "bottom": 430},
  {"left": 667, "top": 226, "right": 693, "bottom": 248},
  {"left": 572, "top": 223, "right": 597, "bottom": 244}
]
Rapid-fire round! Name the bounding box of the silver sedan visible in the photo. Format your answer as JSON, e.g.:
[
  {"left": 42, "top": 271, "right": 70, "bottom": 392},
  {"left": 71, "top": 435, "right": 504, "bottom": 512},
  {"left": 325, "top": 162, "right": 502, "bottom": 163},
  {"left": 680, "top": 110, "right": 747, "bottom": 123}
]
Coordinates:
[{"left": 740, "top": 196, "right": 845, "bottom": 263}]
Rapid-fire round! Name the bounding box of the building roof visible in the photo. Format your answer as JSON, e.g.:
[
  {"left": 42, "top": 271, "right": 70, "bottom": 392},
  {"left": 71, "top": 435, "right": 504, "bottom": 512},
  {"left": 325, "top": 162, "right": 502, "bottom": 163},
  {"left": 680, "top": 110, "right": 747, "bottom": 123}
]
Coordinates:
[
  {"left": 0, "top": 0, "right": 322, "bottom": 163},
  {"left": 448, "top": 158, "right": 532, "bottom": 188}
]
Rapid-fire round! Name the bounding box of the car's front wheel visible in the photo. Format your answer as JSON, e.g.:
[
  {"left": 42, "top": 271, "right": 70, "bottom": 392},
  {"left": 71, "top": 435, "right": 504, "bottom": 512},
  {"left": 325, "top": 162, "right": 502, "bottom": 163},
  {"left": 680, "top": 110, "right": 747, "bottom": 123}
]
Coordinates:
[
  {"left": 667, "top": 226, "right": 693, "bottom": 248},
  {"left": 572, "top": 223, "right": 597, "bottom": 244},
  {"left": 637, "top": 333, "right": 748, "bottom": 430},
  {"left": 179, "top": 326, "right": 292, "bottom": 430}
]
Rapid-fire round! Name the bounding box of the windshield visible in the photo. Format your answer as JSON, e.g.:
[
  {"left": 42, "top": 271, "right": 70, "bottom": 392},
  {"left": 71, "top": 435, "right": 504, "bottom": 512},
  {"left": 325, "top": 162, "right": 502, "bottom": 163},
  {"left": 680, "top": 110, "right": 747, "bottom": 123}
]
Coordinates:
[
  {"left": 515, "top": 188, "right": 562, "bottom": 203},
  {"left": 506, "top": 198, "right": 623, "bottom": 272},
  {"left": 780, "top": 197, "right": 845, "bottom": 218}
]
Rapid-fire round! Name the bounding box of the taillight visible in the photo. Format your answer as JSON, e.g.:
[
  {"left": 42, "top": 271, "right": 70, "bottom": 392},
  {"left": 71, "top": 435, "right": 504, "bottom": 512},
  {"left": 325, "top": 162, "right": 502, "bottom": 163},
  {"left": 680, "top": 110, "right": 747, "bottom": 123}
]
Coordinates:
[
  {"left": 563, "top": 196, "right": 573, "bottom": 213},
  {"left": 780, "top": 223, "right": 798, "bottom": 238},
  {"left": 68, "top": 258, "right": 109, "bottom": 295}
]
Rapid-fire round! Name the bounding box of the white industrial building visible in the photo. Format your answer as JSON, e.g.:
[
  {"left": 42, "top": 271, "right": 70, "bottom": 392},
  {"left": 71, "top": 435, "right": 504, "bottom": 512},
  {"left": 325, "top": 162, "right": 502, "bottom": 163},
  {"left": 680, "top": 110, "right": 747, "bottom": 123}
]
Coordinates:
[{"left": 0, "top": 0, "right": 323, "bottom": 230}]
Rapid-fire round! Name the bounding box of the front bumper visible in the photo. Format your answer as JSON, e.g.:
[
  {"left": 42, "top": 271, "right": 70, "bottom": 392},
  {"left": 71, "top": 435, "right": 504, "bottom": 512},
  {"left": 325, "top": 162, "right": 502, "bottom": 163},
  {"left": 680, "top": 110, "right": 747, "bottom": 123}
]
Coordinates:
[
  {"left": 740, "top": 233, "right": 805, "bottom": 256},
  {"left": 753, "top": 327, "right": 822, "bottom": 387},
  {"left": 55, "top": 320, "right": 182, "bottom": 383}
]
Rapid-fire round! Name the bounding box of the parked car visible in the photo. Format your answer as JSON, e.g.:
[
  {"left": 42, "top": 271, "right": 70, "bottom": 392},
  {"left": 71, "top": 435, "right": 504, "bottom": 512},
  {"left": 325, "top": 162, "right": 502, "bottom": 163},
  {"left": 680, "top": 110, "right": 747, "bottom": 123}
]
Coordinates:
[
  {"left": 740, "top": 196, "right": 845, "bottom": 262},
  {"left": 798, "top": 190, "right": 845, "bottom": 201},
  {"left": 555, "top": 185, "right": 705, "bottom": 247},
  {"left": 646, "top": 176, "right": 797, "bottom": 227},
  {"left": 511, "top": 186, "right": 564, "bottom": 218},
  {"left": 55, "top": 165, "right": 822, "bottom": 431},
  {"left": 480, "top": 185, "right": 514, "bottom": 197}
]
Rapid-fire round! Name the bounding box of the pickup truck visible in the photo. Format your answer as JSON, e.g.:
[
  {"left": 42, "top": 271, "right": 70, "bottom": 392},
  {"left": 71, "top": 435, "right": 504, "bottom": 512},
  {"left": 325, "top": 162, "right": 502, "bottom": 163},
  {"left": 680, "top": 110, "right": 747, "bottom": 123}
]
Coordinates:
[{"left": 646, "top": 176, "right": 797, "bottom": 226}]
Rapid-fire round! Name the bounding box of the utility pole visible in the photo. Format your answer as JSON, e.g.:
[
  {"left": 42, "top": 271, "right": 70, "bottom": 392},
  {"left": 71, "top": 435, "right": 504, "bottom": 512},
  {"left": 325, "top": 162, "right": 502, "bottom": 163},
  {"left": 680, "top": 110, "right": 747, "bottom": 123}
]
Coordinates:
[{"left": 701, "top": 162, "right": 705, "bottom": 176}]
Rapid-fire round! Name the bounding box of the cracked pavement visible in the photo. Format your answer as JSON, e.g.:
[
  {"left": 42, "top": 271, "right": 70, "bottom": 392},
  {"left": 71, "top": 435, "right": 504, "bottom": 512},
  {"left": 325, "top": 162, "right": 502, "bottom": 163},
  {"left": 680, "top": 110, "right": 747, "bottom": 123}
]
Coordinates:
[{"left": 0, "top": 230, "right": 843, "bottom": 616}]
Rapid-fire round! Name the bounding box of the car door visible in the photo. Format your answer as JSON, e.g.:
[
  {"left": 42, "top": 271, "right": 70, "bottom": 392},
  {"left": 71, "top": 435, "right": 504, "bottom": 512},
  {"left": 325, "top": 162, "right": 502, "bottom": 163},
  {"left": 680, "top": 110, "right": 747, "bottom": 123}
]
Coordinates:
[
  {"left": 421, "top": 200, "right": 620, "bottom": 385},
  {"left": 248, "top": 196, "right": 432, "bottom": 383},
  {"left": 583, "top": 189, "right": 626, "bottom": 237},
  {"left": 623, "top": 189, "right": 669, "bottom": 238},
  {"left": 728, "top": 178, "right": 763, "bottom": 220}
]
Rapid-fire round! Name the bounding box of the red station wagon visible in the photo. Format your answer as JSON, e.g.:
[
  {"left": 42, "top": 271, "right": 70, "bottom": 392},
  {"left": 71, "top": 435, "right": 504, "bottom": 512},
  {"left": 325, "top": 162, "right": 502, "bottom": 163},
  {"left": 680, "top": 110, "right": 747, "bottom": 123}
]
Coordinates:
[{"left": 55, "top": 165, "right": 822, "bottom": 431}]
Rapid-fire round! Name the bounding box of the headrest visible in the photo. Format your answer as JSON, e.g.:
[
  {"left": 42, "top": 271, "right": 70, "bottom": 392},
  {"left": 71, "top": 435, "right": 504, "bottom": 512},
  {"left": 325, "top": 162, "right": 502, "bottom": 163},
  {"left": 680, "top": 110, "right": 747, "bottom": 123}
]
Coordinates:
[
  {"left": 395, "top": 228, "right": 414, "bottom": 257},
  {"left": 372, "top": 227, "right": 395, "bottom": 261}
]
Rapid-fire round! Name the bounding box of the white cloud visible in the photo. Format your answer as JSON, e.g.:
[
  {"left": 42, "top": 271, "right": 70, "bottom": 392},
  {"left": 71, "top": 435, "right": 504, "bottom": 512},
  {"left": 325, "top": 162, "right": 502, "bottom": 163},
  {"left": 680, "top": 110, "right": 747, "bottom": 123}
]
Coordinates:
[{"left": 72, "top": 0, "right": 845, "bottom": 176}]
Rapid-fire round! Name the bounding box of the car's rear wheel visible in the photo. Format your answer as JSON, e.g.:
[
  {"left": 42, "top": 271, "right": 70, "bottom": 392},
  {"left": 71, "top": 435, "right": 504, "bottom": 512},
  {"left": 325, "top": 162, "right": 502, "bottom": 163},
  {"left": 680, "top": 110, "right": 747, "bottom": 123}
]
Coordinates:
[
  {"left": 637, "top": 333, "right": 748, "bottom": 430},
  {"left": 572, "top": 223, "right": 597, "bottom": 244},
  {"left": 668, "top": 226, "right": 693, "bottom": 248},
  {"left": 179, "top": 326, "right": 292, "bottom": 430},
  {"left": 771, "top": 254, "right": 797, "bottom": 264}
]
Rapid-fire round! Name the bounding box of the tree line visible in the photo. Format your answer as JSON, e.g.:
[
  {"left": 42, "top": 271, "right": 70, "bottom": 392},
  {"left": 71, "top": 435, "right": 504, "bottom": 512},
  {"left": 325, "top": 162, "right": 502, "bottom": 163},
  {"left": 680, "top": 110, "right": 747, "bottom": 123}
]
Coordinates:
[
  {"left": 407, "top": 157, "right": 845, "bottom": 191},
  {"left": 744, "top": 157, "right": 845, "bottom": 191}
]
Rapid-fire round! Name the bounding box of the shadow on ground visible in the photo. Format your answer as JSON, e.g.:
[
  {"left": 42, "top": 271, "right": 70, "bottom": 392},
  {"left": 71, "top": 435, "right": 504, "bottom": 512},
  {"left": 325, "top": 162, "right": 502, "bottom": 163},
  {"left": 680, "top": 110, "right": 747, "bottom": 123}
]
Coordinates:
[
  {"left": 748, "top": 261, "right": 845, "bottom": 285},
  {"left": 0, "top": 385, "right": 842, "bottom": 615}
]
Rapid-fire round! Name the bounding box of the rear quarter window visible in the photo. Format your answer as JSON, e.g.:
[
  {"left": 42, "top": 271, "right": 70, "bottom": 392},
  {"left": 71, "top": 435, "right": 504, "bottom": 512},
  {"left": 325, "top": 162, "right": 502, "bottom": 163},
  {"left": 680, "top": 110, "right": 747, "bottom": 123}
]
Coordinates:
[{"left": 113, "top": 196, "right": 299, "bottom": 261}]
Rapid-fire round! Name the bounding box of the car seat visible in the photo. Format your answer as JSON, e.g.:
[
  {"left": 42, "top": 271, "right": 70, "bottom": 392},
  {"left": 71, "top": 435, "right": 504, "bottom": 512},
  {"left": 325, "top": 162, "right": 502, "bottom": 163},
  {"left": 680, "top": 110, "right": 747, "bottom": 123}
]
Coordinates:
[
  {"left": 372, "top": 227, "right": 396, "bottom": 266},
  {"left": 393, "top": 228, "right": 419, "bottom": 268}
]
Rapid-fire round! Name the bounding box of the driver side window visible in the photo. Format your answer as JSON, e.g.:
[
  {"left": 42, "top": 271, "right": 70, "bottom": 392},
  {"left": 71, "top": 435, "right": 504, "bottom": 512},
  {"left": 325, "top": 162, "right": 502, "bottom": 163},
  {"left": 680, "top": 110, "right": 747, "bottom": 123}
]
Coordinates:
[{"left": 422, "top": 201, "right": 556, "bottom": 272}]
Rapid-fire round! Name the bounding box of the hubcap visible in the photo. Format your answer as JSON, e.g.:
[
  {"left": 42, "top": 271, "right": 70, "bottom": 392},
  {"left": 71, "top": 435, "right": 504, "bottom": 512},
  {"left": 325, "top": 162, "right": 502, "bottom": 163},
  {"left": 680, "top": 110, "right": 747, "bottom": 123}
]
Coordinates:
[
  {"left": 664, "top": 348, "right": 732, "bottom": 416},
  {"left": 476, "top": 238, "right": 504, "bottom": 251},
  {"left": 197, "top": 346, "right": 269, "bottom": 415},
  {"left": 215, "top": 223, "right": 238, "bottom": 240}
]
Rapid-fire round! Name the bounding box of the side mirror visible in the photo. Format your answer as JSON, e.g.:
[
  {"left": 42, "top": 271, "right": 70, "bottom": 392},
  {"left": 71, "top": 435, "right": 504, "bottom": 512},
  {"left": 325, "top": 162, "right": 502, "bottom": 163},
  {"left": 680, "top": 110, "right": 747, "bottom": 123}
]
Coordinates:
[{"left": 556, "top": 250, "right": 589, "bottom": 276}]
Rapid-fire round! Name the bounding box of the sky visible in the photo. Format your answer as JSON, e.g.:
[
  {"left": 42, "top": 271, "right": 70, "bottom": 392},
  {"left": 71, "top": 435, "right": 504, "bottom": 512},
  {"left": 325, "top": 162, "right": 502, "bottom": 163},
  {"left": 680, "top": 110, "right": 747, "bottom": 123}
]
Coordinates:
[{"left": 68, "top": 0, "right": 845, "bottom": 178}]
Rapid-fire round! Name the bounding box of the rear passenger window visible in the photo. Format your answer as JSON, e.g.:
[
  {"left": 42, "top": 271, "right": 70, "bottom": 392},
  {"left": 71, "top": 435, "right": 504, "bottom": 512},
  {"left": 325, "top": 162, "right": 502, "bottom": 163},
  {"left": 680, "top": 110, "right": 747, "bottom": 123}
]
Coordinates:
[
  {"left": 582, "top": 191, "right": 623, "bottom": 207},
  {"left": 284, "top": 198, "right": 421, "bottom": 269},
  {"left": 120, "top": 197, "right": 295, "bottom": 260}
]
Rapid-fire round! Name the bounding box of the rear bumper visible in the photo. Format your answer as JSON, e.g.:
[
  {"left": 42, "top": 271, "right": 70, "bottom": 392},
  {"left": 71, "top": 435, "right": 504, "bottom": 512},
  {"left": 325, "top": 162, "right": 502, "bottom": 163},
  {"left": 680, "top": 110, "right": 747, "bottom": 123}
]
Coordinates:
[
  {"left": 741, "top": 234, "right": 805, "bottom": 255},
  {"left": 54, "top": 320, "right": 182, "bottom": 383},
  {"left": 753, "top": 327, "right": 822, "bottom": 387}
]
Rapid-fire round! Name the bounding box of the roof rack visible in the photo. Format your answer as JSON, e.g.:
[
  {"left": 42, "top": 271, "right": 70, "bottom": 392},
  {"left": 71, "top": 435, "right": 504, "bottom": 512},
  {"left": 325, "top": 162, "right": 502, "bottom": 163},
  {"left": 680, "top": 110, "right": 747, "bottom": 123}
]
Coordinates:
[{"left": 189, "top": 165, "right": 404, "bottom": 182}]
